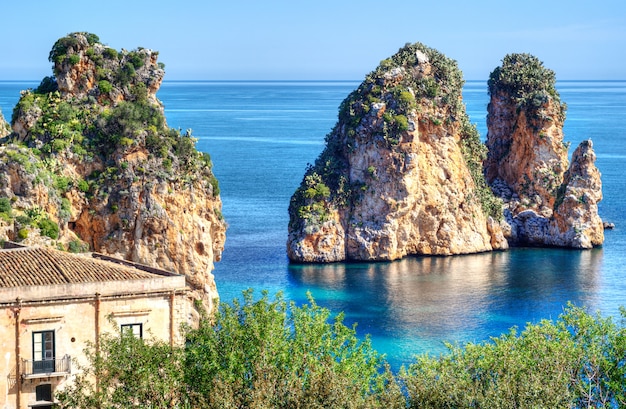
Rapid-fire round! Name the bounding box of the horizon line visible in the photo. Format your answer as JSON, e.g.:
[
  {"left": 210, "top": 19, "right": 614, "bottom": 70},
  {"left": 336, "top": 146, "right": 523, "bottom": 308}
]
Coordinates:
[{"left": 1, "top": 78, "right": 626, "bottom": 83}]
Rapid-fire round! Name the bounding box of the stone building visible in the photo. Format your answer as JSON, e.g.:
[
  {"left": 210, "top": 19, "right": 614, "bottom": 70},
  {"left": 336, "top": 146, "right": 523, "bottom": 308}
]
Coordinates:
[{"left": 0, "top": 242, "right": 193, "bottom": 409}]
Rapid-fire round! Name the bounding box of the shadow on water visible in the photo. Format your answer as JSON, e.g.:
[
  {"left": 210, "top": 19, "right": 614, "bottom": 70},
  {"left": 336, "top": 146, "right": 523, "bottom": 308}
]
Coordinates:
[{"left": 287, "top": 248, "right": 604, "bottom": 367}]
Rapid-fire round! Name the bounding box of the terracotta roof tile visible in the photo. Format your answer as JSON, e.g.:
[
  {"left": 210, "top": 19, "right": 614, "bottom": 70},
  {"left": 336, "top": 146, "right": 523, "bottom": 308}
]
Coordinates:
[{"left": 0, "top": 245, "right": 164, "bottom": 288}]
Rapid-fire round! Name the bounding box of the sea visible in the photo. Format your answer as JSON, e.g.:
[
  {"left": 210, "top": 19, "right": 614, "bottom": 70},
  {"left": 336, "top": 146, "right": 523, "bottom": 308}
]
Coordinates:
[{"left": 1, "top": 79, "right": 625, "bottom": 369}]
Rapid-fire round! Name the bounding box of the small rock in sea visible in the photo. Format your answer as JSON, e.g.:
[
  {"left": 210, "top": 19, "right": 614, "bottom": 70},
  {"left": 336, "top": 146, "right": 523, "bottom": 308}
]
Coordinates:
[{"left": 603, "top": 221, "right": 615, "bottom": 230}]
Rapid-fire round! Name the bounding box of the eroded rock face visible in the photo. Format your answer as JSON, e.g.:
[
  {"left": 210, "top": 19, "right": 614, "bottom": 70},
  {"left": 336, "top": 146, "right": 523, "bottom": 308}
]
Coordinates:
[
  {"left": 287, "top": 43, "right": 506, "bottom": 262},
  {"left": 0, "top": 108, "right": 9, "bottom": 136},
  {"left": 549, "top": 140, "right": 604, "bottom": 247},
  {"left": 0, "top": 33, "right": 226, "bottom": 316},
  {"left": 485, "top": 53, "right": 603, "bottom": 248}
]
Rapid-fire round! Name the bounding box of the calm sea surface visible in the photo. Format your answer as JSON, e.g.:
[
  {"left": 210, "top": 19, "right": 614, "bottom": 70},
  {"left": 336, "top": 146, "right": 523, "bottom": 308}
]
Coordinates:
[{"left": 1, "top": 80, "right": 625, "bottom": 369}]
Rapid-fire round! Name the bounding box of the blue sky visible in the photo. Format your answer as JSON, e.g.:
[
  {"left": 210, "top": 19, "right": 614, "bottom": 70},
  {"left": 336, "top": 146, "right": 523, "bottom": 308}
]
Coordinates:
[{"left": 1, "top": 0, "right": 624, "bottom": 81}]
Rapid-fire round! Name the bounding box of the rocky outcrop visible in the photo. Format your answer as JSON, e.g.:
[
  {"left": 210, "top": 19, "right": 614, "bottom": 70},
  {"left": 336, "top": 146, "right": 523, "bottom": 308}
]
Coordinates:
[
  {"left": 485, "top": 53, "right": 603, "bottom": 248},
  {"left": 0, "top": 108, "right": 9, "bottom": 137},
  {"left": 0, "top": 33, "right": 226, "bottom": 316},
  {"left": 287, "top": 43, "right": 506, "bottom": 262}
]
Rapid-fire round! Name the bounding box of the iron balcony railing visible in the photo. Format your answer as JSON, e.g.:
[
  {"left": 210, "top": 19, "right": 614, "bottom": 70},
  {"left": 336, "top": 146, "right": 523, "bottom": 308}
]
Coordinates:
[{"left": 21, "top": 355, "right": 71, "bottom": 379}]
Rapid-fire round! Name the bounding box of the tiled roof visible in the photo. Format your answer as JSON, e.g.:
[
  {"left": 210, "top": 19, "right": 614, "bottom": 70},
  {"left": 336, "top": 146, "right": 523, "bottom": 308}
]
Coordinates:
[{"left": 0, "top": 245, "right": 167, "bottom": 288}]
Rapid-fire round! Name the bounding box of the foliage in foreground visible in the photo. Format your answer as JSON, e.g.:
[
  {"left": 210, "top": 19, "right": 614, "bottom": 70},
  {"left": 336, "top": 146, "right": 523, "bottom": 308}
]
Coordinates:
[
  {"left": 56, "top": 325, "right": 187, "bottom": 408},
  {"left": 403, "top": 304, "right": 626, "bottom": 408},
  {"left": 57, "top": 293, "right": 626, "bottom": 409},
  {"left": 184, "top": 290, "right": 403, "bottom": 408}
]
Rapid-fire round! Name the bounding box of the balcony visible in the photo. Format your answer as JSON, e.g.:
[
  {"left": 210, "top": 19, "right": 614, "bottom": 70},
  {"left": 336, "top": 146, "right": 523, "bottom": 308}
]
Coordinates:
[{"left": 21, "top": 355, "right": 71, "bottom": 379}]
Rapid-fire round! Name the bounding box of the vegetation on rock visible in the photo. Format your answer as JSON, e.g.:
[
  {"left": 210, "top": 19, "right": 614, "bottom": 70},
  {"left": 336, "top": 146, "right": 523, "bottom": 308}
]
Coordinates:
[
  {"left": 485, "top": 53, "right": 602, "bottom": 248},
  {"left": 0, "top": 32, "right": 226, "bottom": 313},
  {"left": 56, "top": 292, "right": 626, "bottom": 408},
  {"left": 288, "top": 42, "right": 503, "bottom": 262},
  {"left": 488, "top": 53, "right": 566, "bottom": 121},
  {"left": 0, "top": 32, "right": 222, "bottom": 252}
]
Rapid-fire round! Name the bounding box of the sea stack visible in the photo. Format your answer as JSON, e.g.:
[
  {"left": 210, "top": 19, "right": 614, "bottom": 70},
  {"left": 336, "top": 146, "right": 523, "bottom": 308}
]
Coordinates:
[
  {"left": 287, "top": 42, "right": 506, "bottom": 262},
  {"left": 485, "top": 53, "right": 603, "bottom": 248},
  {"left": 0, "top": 33, "right": 226, "bottom": 315}
]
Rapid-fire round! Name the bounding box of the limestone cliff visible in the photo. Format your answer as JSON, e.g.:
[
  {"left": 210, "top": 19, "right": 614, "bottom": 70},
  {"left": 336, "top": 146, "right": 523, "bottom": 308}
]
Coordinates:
[
  {"left": 0, "top": 108, "right": 9, "bottom": 136},
  {"left": 287, "top": 42, "right": 506, "bottom": 262},
  {"left": 485, "top": 53, "right": 603, "bottom": 248},
  {"left": 0, "top": 33, "right": 226, "bottom": 315}
]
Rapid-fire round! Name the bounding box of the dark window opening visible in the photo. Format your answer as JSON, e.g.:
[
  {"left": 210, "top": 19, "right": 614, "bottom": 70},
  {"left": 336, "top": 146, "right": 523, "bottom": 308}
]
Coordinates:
[
  {"left": 35, "top": 383, "right": 52, "bottom": 401},
  {"left": 121, "top": 323, "right": 143, "bottom": 338}
]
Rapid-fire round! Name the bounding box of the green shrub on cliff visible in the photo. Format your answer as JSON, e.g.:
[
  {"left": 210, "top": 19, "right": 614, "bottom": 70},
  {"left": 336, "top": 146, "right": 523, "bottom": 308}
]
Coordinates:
[
  {"left": 37, "top": 217, "right": 59, "bottom": 239},
  {"left": 488, "top": 53, "right": 566, "bottom": 121},
  {"left": 0, "top": 197, "right": 11, "bottom": 222},
  {"left": 461, "top": 117, "right": 503, "bottom": 220},
  {"left": 98, "top": 80, "right": 112, "bottom": 94}
]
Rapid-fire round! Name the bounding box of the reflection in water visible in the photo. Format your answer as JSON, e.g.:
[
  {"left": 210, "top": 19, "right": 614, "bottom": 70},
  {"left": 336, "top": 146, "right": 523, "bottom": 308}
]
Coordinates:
[{"left": 288, "top": 248, "right": 604, "bottom": 367}]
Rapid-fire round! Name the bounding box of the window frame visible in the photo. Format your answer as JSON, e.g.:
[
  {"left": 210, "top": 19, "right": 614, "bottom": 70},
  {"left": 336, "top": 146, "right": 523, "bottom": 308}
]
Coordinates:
[
  {"left": 120, "top": 323, "right": 143, "bottom": 338},
  {"left": 32, "top": 330, "right": 55, "bottom": 374}
]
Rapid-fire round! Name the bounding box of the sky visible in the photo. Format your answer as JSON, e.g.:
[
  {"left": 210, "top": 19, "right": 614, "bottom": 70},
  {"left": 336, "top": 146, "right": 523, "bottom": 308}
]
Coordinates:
[{"left": 1, "top": 0, "right": 625, "bottom": 81}]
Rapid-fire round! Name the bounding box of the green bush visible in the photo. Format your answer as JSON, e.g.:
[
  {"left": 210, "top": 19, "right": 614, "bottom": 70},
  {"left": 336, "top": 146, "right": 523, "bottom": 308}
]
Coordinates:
[
  {"left": 116, "top": 62, "right": 136, "bottom": 86},
  {"left": 0, "top": 197, "right": 11, "bottom": 223},
  {"left": 184, "top": 290, "right": 403, "bottom": 409},
  {"left": 98, "top": 80, "right": 112, "bottom": 94},
  {"left": 488, "top": 53, "right": 565, "bottom": 121},
  {"left": 0, "top": 197, "right": 11, "bottom": 214},
  {"left": 53, "top": 175, "right": 71, "bottom": 192},
  {"left": 52, "top": 289, "right": 626, "bottom": 409},
  {"left": 49, "top": 35, "right": 79, "bottom": 64},
  {"left": 56, "top": 324, "right": 187, "bottom": 408},
  {"left": 67, "top": 240, "right": 89, "bottom": 253},
  {"left": 130, "top": 83, "right": 148, "bottom": 103},
  {"left": 52, "top": 138, "right": 70, "bottom": 152},
  {"left": 119, "top": 137, "right": 134, "bottom": 148},
  {"left": 17, "top": 228, "right": 28, "bottom": 240},
  {"left": 103, "top": 47, "right": 118, "bottom": 60},
  {"left": 36, "top": 76, "right": 58, "bottom": 94},
  {"left": 68, "top": 54, "right": 81, "bottom": 65},
  {"left": 77, "top": 179, "right": 90, "bottom": 193},
  {"left": 402, "top": 304, "right": 626, "bottom": 408},
  {"left": 394, "top": 114, "right": 409, "bottom": 132},
  {"left": 38, "top": 218, "right": 59, "bottom": 239},
  {"left": 127, "top": 51, "right": 145, "bottom": 69},
  {"left": 209, "top": 175, "right": 220, "bottom": 196},
  {"left": 84, "top": 33, "right": 100, "bottom": 45}
]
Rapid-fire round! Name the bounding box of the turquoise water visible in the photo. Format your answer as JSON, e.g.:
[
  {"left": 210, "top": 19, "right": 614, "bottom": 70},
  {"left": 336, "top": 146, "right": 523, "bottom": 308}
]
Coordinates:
[{"left": 1, "top": 80, "right": 625, "bottom": 369}]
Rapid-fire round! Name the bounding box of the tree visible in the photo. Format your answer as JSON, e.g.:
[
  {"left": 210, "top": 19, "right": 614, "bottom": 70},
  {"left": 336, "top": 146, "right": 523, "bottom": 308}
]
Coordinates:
[
  {"left": 401, "top": 304, "right": 626, "bottom": 408},
  {"left": 56, "top": 324, "right": 187, "bottom": 409},
  {"left": 183, "top": 290, "right": 404, "bottom": 409}
]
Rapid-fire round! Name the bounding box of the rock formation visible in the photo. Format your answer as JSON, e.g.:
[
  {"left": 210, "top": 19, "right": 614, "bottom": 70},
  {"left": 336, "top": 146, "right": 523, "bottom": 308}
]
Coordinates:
[
  {"left": 485, "top": 53, "right": 603, "bottom": 248},
  {"left": 0, "top": 32, "right": 226, "bottom": 316},
  {"left": 0, "top": 108, "right": 9, "bottom": 136},
  {"left": 287, "top": 42, "right": 507, "bottom": 262}
]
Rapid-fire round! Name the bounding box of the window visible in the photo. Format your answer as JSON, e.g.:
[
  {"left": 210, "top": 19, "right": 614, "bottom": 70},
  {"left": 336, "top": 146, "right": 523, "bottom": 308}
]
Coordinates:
[
  {"left": 121, "top": 323, "right": 143, "bottom": 338},
  {"left": 35, "top": 383, "right": 52, "bottom": 402},
  {"left": 32, "top": 331, "right": 55, "bottom": 374}
]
